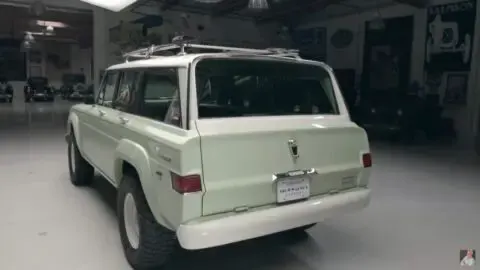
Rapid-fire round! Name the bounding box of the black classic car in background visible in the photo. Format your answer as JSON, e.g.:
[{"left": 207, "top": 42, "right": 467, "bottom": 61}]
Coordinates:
[
  {"left": 0, "top": 77, "right": 13, "bottom": 103},
  {"left": 60, "top": 73, "right": 86, "bottom": 99},
  {"left": 355, "top": 92, "right": 456, "bottom": 143},
  {"left": 24, "top": 76, "right": 54, "bottom": 102},
  {"left": 66, "top": 83, "right": 94, "bottom": 101}
]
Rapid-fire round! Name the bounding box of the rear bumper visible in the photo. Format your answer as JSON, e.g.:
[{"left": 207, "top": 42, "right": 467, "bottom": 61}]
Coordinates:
[{"left": 177, "top": 188, "right": 371, "bottom": 250}]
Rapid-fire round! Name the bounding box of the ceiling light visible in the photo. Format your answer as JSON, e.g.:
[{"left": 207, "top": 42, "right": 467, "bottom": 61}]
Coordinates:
[
  {"left": 248, "top": 0, "right": 269, "bottom": 10},
  {"left": 22, "top": 40, "right": 32, "bottom": 50},
  {"left": 30, "top": 31, "right": 55, "bottom": 36},
  {"left": 24, "top": 32, "right": 35, "bottom": 42},
  {"left": 35, "top": 20, "right": 68, "bottom": 28},
  {"left": 45, "top": 25, "right": 54, "bottom": 33},
  {"left": 79, "top": 0, "right": 138, "bottom": 12}
]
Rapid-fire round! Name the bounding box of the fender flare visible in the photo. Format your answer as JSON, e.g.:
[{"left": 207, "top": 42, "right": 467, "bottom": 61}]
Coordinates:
[
  {"left": 67, "top": 112, "right": 81, "bottom": 147},
  {"left": 114, "top": 139, "right": 171, "bottom": 229}
]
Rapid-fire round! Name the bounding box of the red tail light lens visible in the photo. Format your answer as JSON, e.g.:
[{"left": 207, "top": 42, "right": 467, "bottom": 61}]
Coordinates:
[
  {"left": 171, "top": 172, "right": 202, "bottom": 194},
  {"left": 362, "top": 153, "right": 372, "bottom": 168}
]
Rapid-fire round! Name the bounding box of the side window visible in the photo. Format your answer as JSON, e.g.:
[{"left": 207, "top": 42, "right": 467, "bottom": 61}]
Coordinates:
[
  {"left": 138, "top": 68, "right": 182, "bottom": 128},
  {"left": 114, "top": 71, "right": 138, "bottom": 112},
  {"left": 97, "top": 71, "right": 119, "bottom": 107}
]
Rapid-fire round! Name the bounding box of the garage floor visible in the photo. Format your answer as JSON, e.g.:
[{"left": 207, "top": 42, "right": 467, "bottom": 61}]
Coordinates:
[{"left": 0, "top": 100, "right": 479, "bottom": 270}]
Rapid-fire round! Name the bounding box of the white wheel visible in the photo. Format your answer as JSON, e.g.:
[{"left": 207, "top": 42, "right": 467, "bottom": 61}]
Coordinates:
[{"left": 123, "top": 193, "right": 140, "bottom": 250}]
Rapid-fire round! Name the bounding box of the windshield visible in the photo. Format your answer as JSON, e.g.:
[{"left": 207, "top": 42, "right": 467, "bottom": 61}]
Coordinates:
[{"left": 195, "top": 58, "right": 339, "bottom": 119}]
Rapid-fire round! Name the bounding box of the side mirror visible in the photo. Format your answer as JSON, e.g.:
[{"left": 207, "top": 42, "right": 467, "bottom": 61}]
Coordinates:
[{"left": 84, "top": 96, "right": 95, "bottom": 104}]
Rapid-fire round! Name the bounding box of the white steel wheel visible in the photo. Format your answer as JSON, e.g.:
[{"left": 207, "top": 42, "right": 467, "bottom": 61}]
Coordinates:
[
  {"left": 69, "top": 142, "right": 76, "bottom": 173},
  {"left": 123, "top": 193, "right": 140, "bottom": 249}
]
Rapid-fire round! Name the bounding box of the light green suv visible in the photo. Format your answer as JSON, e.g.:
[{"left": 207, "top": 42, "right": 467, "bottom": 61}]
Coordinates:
[{"left": 66, "top": 43, "right": 372, "bottom": 269}]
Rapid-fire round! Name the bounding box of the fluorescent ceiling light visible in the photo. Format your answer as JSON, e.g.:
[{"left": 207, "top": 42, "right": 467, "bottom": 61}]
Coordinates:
[
  {"left": 30, "top": 31, "right": 55, "bottom": 36},
  {"left": 35, "top": 20, "right": 69, "bottom": 28},
  {"left": 79, "top": 0, "right": 138, "bottom": 12}
]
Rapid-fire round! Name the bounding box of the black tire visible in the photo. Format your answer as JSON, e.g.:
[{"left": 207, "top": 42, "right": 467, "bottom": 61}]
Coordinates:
[
  {"left": 25, "top": 98, "right": 30, "bottom": 103},
  {"left": 68, "top": 133, "right": 94, "bottom": 186},
  {"left": 118, "top": 174, "right": 177, "bottom": 270}
]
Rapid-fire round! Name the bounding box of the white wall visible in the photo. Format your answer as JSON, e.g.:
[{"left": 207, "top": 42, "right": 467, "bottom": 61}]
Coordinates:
[
  {"left": 93, "top": 5, "right": 283, "bottom": 90},
  {"left": 24, "top": 41, "right": 92, "bottom": 88},
  {"left": 2, "top": 0, "right": 92, "bottom": 10},
  {"left": 105, "top": 7, "right": 283, "bottom": 65},
  {"left": 300, "top": 0, "right": 480, "bottom": 148},
  {"left": 70, "top": 44, "right": 93, "bottom": 83}
]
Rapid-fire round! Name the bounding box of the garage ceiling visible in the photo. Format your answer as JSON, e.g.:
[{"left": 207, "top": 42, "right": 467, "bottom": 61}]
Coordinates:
[
  {"left": 135, "top": 0, "right": 429, "bottom": 24},
  {"left": 0, "top": 3, "right": 92, "bottom": 46}
]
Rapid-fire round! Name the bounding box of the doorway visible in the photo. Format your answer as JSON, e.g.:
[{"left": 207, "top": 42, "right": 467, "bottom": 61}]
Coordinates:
[{"left": 361, "top": 16, "right": 414, "bottom": 95}]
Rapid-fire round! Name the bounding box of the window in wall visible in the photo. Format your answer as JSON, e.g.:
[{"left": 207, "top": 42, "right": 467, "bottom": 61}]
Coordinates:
[
  {"left": 0, "top": 39, "right": 26, "bottom": 81},
  {"left": 114, "top": 71, "right": 139, "bottom": 112},
  {"left": 138, "top": 68, "right": 181, "bottom": 127},
  {"left": 97, "top": 71, "right": 119, "bottom": 107}
]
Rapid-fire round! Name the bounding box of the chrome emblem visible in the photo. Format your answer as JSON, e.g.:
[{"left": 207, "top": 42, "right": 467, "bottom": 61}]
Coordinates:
[{"left": 288, "top": 139, "right": 299, "bottom": 161}]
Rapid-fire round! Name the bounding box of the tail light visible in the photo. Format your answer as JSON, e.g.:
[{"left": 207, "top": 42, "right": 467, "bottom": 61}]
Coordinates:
[
  {"left": 171, "top": 172, "right": 202, "bottom": 194},
  {"left": 362, "top": 153, "right": 372, "bottom": 168}
]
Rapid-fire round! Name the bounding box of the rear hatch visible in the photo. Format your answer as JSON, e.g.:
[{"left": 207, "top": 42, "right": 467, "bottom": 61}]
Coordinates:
[{"left": 193, "top": 57, "right": 370, "bottom": 216}]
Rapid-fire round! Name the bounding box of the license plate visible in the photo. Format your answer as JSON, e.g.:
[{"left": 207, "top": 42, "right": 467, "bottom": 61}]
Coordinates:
[{"left": 276, "top": 177, "right": 310, "bottom": 203}]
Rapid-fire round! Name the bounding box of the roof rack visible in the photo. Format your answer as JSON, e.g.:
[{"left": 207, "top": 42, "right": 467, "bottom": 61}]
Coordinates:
[{"left": 123, "top": 35, "right": 300, "bottom": 62}]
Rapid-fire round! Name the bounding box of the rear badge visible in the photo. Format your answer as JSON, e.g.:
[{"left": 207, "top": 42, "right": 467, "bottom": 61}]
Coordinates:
[{"left": 288, "top": 139, "right": 299, "bottom": 162}]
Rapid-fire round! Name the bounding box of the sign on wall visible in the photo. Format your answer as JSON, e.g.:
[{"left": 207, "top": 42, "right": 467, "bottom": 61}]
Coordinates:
[
  {"left": 424, "top": 0, "right": 477, "bottom": 72},
  {"left": 292, "top": 27, "right": 327, "bottom": 61}
]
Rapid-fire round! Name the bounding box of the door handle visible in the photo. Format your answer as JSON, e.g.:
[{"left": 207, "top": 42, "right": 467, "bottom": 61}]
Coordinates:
[
  {"left": 119, "top": 116, "right": 129, "bottom": 124},
  {"left": 98, "top": 110, "right": 106, "bottom": 116}
]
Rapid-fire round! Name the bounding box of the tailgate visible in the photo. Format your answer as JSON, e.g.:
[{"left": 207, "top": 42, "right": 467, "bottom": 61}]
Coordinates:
[{"left": 196, "top": 116, "right": 370, "bottom": 216}]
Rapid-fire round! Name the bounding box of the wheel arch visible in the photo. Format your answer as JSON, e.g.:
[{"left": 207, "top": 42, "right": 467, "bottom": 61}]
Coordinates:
[
  {"left": 114, "top": 139, "right": 172, "bottom": 229},
  {"left": 67, "top": 112, "right": 81, "bottom": 147}
]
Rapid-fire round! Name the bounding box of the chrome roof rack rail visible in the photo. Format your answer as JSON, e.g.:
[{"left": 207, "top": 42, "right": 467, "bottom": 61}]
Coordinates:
[{"left": 123, "top": 35, "right": 300, "bottom": 62}]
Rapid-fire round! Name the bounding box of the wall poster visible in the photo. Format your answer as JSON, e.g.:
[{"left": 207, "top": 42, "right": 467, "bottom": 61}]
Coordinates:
[
  {"left": 444, "top": 72, "right": 469, "bottom": 105},
  {"left": 424, "top": 0, "right": 476, "bottom": 72},
  {"left": 292, "top": 27, "right": 327, "bottom": 61}
]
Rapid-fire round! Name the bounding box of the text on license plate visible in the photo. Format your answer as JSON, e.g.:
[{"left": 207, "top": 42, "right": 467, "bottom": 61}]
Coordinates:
[{"left": 276, "top": 177, "right": 310, "bottom": 203}]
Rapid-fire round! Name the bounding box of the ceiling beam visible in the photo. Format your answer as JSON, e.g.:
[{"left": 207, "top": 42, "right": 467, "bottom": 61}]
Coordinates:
[
  {"left": 394, "top": 0, "right": 429, "bottom": 8},
  {"left": 298, "top": 1, "right": 399, "bottom": 26},
  {"left": 256, "top": 0, "right": 338, "bottom": 24},
  {"left": 211, "top": 0, "right": 249, "bottom": 16}
]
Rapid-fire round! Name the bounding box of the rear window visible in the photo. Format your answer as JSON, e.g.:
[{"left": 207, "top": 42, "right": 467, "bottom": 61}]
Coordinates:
[{"left": 195, "top": 59, "right": 339, "bottom": 119}]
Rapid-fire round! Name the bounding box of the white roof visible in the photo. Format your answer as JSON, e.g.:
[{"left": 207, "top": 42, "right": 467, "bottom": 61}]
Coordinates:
[
  {"left": 107, "top": 52, "right": 328, "bottom": 70},
  {"left": 107, "top": 54, "right": 201, "bottom": 70}
]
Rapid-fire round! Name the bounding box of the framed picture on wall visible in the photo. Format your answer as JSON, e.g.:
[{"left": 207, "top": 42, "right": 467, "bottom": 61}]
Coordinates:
[{"left": 444, "top": 72, "right": 468, "bottom": 105}]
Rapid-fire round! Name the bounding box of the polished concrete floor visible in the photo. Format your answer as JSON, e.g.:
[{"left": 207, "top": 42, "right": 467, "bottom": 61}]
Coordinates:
[{"left": 0, "top": 98, "right": 479, "bottom": 270}]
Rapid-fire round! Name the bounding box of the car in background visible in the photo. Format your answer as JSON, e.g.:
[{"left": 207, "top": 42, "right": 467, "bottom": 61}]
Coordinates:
[
  {"left": 0, "top": 77, "right": 13, "bottom": 103},
  {"left": 356, "top": 92, "right": 456, "bottom": 143},
  {"left": 60, "top": 73, "right": 86, "bottom": 99},
  {"left": 67, "top": 83, "right": 94, "bottom": 102},
  {"left": 24, "top": 76, "right": 54, "bottom": 102}
]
